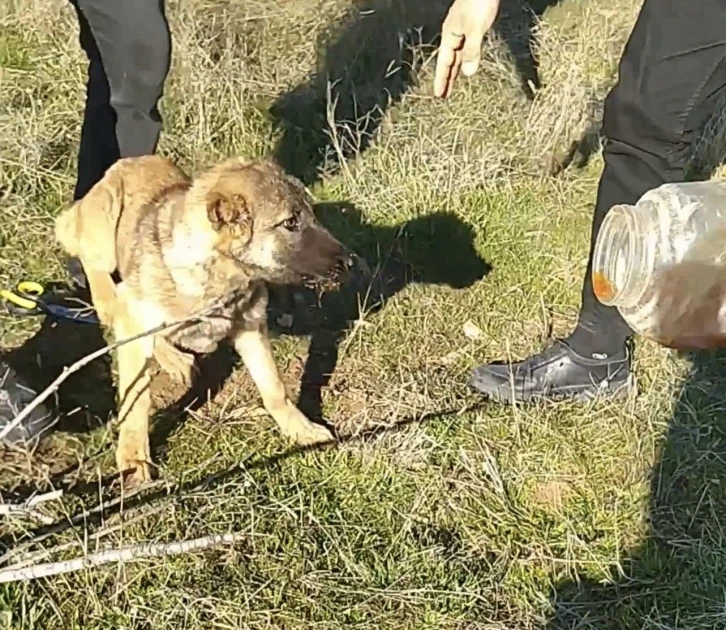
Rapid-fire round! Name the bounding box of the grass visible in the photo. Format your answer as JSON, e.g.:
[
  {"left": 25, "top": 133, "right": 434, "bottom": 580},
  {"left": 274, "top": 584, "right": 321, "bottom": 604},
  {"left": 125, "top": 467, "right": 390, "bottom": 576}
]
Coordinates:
[{"left": 2, "top": 0, "right": 726, "bottom": 627}]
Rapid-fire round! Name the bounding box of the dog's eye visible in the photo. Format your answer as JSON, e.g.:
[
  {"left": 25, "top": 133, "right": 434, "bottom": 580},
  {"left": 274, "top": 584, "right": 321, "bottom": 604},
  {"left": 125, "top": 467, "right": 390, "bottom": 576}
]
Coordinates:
[{"left": 282, "top": 215, "right": 300, "bottom": 231}]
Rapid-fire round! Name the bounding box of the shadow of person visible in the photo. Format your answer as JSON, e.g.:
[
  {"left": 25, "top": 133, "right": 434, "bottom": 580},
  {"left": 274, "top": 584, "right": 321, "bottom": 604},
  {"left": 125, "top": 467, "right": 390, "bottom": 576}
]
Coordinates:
[
  {"left": 547, "top": 121, "right": 602, "bottom": 176},
  {"left": 0, "top": 283, "right": 118, "bottom": 498},
  {"left": 270, "top": 0, "right": 564, "bottom": 186},
  {"left": 544, "top": 347, "right": 726, "bottom": 628},
  {"left": 497, "top": 0, "right": 567, "bottom": 99},
  {"left": 267, "top": 201, "right": 491, "bottom": 423}
]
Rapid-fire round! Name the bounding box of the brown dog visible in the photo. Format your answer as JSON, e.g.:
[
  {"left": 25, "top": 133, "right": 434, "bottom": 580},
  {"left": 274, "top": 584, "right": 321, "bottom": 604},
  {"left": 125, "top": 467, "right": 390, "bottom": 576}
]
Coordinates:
[{"left": 54, "top": 155, "right": 357, "bottom": 484}]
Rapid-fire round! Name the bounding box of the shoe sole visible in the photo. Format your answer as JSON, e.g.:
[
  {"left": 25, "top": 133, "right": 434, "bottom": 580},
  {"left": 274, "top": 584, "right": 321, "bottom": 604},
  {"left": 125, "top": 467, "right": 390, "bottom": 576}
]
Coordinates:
[{"left": 469, "top": 373, "right": 636, "bottom": 404}]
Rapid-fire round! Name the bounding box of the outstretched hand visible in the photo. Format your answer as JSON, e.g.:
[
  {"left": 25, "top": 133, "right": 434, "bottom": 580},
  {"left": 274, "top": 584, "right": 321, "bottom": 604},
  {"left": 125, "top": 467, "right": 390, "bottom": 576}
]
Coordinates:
[{"left": 433, "top": 0, "right": 500, "bottom": 98}]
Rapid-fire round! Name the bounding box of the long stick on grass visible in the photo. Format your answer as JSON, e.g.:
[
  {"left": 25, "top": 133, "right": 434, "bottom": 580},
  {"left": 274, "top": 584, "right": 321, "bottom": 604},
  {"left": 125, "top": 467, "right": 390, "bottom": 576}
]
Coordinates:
[
  {"left": 0, "top": 303, "right": 221, "bottom": 443},
  {"left": 4, "top": 502, "right": 168, "bottom": 571},
  {"left": 0, "top": 532, "right": 245, "bottom": 583},
  {"left": 0, "top": 480, "right": 166, "bottom": 568}
]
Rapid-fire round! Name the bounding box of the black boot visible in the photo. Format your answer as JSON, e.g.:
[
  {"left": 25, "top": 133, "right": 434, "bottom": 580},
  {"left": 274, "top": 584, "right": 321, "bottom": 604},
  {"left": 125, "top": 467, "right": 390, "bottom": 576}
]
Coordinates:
[{"left": 468, "top": 339, "right": 634, "bottom": 403}]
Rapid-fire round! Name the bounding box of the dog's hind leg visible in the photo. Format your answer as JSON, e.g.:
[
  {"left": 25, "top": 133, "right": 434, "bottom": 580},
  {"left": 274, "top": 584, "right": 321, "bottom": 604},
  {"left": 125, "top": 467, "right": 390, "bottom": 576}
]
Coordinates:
[
  {"left": 231, "top": 324, "right": 334, "bottom": 446},
  {"left": 113, "top": 291, "right": 157, "bottom": 485}
]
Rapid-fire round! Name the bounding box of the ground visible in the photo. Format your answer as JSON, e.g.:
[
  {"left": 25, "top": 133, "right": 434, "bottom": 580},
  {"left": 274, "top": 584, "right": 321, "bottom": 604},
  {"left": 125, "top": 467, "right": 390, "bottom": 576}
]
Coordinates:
[{"left": 2, "top": 0, "right": 726, "bottom": 627}]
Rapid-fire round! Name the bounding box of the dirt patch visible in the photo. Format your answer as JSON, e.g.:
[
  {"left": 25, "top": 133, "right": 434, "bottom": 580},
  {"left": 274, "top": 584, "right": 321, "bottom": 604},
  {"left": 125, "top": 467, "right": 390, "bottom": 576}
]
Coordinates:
[{"left": 531, "top": 478, "right": 575, "bottom": 511}]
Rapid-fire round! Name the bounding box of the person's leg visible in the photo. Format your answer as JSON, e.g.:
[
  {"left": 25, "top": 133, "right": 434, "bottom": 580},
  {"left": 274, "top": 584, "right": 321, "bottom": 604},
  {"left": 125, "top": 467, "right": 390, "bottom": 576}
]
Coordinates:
[
  {"left": 470, "top": 0, "right": 726, "bottom": 402},
  {"left": 70, "top": 0, "right": 171, "bottom": 200},
  {"left": 70, "top": 0, "right": 116, "bottom": 200}
]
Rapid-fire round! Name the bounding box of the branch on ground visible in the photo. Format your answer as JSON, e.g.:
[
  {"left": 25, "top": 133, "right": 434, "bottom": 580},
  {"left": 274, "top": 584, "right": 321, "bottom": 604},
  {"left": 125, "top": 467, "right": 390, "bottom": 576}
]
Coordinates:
[
  {"left": 0, "top": 490, "right": 64, "bottom": 525},
  {"left": 0, "top": 531, "right": 246, "bottom": 583}
]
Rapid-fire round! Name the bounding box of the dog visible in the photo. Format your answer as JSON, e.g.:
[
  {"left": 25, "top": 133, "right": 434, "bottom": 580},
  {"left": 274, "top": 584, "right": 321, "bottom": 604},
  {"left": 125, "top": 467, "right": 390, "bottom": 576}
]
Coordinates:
[{"left": 54, "top": 154, "right": 358, "bottom": 485}]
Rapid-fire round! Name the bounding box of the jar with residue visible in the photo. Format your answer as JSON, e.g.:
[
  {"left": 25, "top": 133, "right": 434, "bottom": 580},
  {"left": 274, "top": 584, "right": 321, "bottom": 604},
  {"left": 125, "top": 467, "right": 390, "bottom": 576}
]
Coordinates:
[{"left": 591, "top": 180, "right": 726, "bottom": 349}]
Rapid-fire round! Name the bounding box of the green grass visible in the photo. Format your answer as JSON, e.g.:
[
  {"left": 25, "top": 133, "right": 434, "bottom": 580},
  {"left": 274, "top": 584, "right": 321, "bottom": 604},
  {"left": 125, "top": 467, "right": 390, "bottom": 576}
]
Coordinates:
[{"left": 3, "top": 0, "right": 726, "bottom": 627}]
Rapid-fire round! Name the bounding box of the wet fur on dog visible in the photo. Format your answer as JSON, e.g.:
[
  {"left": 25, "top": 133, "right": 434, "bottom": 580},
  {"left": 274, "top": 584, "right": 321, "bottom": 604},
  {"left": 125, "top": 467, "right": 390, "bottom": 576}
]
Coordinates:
[{"left": 55, "top": 155, "right": 356, "bottom": 485}]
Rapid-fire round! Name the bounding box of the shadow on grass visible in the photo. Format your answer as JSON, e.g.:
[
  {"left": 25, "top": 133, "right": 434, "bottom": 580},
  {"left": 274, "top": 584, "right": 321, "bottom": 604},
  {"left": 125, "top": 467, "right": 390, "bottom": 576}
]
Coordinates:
[
  {"left": 544, "top": 349, "right": 726, "bottom": 629},
  {"left": 270, "top": 0, "right": 565, "bottom": 186},
  {"left": 268, "top": 201, "right": 491, "bottom": 422},
  {"left": 547, "top": 120, "right": 602, "bottom": 176}
]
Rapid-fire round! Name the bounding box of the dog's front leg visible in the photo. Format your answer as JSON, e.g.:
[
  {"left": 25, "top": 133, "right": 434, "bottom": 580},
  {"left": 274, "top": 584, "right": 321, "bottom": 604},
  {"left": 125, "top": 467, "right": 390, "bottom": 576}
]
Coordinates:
[
  {"left": 231, "top": 324, "right": 334, "bottom": 445},
  {"left": 113, "top": 297, "right": 157, "bottom": 485}
]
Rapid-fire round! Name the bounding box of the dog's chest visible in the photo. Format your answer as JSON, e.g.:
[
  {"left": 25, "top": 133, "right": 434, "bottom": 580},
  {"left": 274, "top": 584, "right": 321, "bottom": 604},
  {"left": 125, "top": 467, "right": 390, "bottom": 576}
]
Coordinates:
[{"left": 166, "top": 281, "right": 267, "bottom": 354}]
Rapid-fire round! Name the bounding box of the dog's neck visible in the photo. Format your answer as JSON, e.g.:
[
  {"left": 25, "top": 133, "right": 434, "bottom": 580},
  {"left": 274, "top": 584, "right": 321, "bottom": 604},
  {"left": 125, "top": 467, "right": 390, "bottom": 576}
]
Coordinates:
[{"left": 201, "top": 251, "right": 258, "bottom": 303}]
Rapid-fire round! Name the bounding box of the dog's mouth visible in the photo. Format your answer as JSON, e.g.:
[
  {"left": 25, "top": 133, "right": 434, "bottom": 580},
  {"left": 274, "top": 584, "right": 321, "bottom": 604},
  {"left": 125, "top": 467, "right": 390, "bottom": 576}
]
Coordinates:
[
  {"left": 301, "top": 270, "right": 345, "bottom": 293},
  {"left": 299, "top": 252, "right": 366, "bottom": 293}
]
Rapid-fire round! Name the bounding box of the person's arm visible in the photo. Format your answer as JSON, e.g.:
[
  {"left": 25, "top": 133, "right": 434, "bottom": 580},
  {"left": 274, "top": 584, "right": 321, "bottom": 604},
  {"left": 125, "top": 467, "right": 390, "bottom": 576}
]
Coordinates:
[{"left": 433, "top": 0, "right": 501, "bottom": 98}]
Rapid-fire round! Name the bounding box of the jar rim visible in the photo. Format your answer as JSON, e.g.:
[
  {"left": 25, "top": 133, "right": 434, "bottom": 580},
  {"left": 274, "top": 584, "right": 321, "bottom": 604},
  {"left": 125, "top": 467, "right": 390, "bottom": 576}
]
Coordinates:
[{"left": 592, "top": 204, "right": 653, "bottom": 308}]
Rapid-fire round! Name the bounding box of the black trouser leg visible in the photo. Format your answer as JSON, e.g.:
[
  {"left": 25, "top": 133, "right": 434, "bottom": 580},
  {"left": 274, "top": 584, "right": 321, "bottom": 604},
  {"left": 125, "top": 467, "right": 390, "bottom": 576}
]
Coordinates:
[
  {"left": 70, "top": 0, "right": 171, "bottom": 199},
  {"left": 567, "top": 0, "right": 726, "bottom": 357}
]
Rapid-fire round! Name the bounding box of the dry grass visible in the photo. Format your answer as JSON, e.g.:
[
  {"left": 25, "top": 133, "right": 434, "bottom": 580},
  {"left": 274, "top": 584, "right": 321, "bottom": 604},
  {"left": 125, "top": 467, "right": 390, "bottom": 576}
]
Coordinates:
[{"left": 2, "top": 0, "right": 726, "bottom": 627}]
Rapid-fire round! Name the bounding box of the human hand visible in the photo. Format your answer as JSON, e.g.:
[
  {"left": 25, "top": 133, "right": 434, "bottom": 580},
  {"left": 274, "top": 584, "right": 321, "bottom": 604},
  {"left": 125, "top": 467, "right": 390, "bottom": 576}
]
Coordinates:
[{"left": 433, "top": 0, "right": 500, "bottom": 98}]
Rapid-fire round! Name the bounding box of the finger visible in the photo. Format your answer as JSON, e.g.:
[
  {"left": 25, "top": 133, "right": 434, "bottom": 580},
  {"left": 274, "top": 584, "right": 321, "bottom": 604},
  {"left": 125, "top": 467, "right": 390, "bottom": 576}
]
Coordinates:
[
  {"left": 433, "top": 44, "right": 456, "bottom": 97},
  {"left": 434, "top": 31, "right": 463, "bottom": 98},
  {"left": 444, "top": 51, "right": 462, "bottom": 98},
  {"left": 460, "top": 31, "right": 485, "bottom": 77}
]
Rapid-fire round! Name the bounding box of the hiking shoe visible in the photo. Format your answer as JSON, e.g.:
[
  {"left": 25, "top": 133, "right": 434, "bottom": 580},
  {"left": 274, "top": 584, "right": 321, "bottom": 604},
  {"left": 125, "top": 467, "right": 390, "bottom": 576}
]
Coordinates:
[
  {"left": 469, "top": 340, "right": 634, "bottom": 403},
  {"left": 0, "top": 360, "right": 55, "bottom": 446}
]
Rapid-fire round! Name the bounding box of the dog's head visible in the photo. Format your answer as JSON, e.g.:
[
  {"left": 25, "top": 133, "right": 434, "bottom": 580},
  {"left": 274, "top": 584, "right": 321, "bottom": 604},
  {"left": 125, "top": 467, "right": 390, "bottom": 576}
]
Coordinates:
[{"left": 196, "top": 158, "right": 358, "bottom": 289}]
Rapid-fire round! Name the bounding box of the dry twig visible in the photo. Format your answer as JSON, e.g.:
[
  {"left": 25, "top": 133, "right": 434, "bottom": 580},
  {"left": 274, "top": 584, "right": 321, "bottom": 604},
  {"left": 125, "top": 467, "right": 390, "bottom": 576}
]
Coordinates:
[
  {"left": 4, "top": 502, "right": 172, "bottom": 571},
  {"left": 0, "top": 531, "right": 246, "bottom": 583},
  {"left": 0, "top": 490, "right": 64, "bottom": 525},
  {"left": 0, "top": 480, "right": 166, "bottom": 567},
  {"left": 0, "top": 489, "right": 63, "bottom": 514}
]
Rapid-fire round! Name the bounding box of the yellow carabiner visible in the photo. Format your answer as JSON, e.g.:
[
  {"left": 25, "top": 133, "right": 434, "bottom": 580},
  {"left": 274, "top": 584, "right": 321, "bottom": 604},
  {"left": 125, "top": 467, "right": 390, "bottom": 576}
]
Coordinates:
[{"left": 0, "top": 281, "right": 45, "bottom": 311}]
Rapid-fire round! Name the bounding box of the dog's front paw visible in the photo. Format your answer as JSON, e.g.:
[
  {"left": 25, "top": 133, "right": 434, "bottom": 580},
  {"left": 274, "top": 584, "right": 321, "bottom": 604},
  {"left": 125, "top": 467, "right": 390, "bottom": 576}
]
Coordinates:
[
  {"left": 116, "top": 430, "right": 154, "bottom": 487},
  {"left": 278, "top": 405, "right": 334, "bottom": 445},
  {"left": 293, "top": 421, "right": 335, "bottom": 445}
]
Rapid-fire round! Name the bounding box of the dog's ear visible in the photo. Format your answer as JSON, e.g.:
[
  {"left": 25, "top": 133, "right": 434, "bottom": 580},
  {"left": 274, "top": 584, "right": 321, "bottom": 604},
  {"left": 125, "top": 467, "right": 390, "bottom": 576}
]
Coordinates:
[{"left": 206, "top": 192, "right": 251, "bottom": 236}]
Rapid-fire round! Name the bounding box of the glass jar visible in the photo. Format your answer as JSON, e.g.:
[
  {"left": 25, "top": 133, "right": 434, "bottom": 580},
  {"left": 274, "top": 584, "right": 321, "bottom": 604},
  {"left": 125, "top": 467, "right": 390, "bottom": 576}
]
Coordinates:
[{"left": 591, "top": 180, "right": 726, "bottom": 349}]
